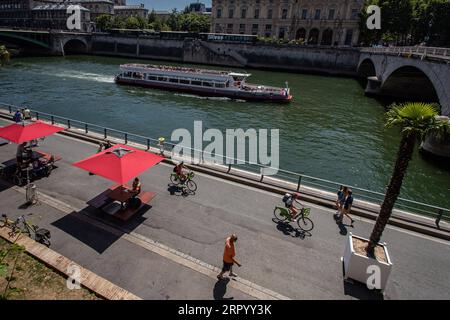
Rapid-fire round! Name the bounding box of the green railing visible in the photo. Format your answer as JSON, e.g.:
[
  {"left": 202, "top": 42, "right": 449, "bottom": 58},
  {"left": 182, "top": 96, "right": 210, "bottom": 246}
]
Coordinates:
[{"left": 1, "top": 102, "right": 449, "bottom": 227}]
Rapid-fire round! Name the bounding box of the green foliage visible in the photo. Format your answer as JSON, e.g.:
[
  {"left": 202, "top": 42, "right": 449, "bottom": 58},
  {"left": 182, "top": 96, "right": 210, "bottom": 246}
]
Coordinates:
[
  {"left": 385, "top": 102, "right": 448, "bottom": 140},
  {"left": 359, "top": 0, "right": 450, "bottom": 46},
  {"left": 95, "top": 14, "right": 113, "bottom": 31}
]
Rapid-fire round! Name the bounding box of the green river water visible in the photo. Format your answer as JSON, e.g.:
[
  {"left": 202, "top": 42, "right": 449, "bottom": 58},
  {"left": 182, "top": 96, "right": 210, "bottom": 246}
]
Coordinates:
[{"left": 0, "top": 55, "right": 449, "bottom": 210}]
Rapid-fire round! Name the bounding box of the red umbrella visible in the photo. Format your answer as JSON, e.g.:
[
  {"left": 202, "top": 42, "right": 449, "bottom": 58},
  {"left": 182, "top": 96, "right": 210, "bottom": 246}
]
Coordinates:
[
  {"left": 0, "top": 121, "right": 65, "bottom": 144},
  {"left": 72, "top": 144, "right": 164, "bottom": 185}
]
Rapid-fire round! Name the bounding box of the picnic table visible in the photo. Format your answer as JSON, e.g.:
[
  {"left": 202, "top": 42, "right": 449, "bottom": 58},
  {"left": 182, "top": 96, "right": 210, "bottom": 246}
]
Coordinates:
[{"left": 87, "top": 184, "right": 156, "bottom": 221}]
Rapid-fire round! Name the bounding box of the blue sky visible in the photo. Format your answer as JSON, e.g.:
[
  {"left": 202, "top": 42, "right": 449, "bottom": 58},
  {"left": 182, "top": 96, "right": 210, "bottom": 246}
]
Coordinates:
[{"left": 127, "top": 0, "right": 212, "bottom": 11}]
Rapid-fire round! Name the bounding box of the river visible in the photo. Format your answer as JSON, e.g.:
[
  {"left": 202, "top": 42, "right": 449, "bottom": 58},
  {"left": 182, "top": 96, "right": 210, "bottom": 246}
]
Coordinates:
[{"left": 0, "top": 55, "right": 449, "bottom": 209}]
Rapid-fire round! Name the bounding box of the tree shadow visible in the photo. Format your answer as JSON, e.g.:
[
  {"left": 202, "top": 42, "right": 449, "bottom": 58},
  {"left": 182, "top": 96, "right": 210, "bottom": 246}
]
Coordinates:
[
  {"left": 213, "top": 278, "right": 234, "bottom": 300},
  {"left": 272, "top": 218, "right": 311, "bottom": 239}
]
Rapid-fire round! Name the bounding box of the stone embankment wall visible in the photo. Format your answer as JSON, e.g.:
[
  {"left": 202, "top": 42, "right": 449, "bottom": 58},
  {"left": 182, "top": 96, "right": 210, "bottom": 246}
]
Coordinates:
[{"left": 90, "top": 35, "right": 360, "bottom": 75}]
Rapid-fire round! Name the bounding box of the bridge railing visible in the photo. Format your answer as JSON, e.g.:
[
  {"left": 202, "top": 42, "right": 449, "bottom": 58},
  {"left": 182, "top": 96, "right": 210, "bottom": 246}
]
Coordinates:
[
  {"left": 1, "top": 102, "right": 449, "bottom": 226},
  {"left": 360, "top": 46, "right": 450, "bottom": 61}
]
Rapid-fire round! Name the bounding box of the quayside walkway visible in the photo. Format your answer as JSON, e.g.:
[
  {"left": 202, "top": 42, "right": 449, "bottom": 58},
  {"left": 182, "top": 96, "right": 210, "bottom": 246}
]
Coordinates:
[{"left": 0, "top": 118, "right": 449, "bottom": 299}]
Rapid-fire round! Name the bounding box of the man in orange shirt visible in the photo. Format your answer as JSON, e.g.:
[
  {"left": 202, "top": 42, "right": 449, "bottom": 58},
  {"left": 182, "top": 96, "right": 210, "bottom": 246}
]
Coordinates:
[{"left": 217, "top": 234, "right": 241, "bottom": 280}]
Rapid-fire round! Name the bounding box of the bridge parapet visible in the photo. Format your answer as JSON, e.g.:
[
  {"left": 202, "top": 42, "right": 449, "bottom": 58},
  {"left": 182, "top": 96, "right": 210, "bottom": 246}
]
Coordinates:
[{"left": 360, "top": 46, "right": 450, "bottom": 63}]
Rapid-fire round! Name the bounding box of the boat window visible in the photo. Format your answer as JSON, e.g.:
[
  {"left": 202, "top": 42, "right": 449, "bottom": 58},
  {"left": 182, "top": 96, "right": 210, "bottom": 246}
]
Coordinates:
[
  {"left": 180, "top": 79, "right": 190, "bottom": 84},
  {"left": 126, "top": 72, "right": 132, "bottom": 77},
  {"left": 148, "top": 75, "right": 157, "bottom": 80},
  {"left": 215, "top": 82, "right": 225, "bottom": 88},
  {"left": 169, "top": 78, "right": 179, "bottom": 83},
  {"left": 191, "top": 80, "right": 202, "bottom": 86},
  {"left": 202, "top": 82, "right": 213, "bottom": 87},
  {"left": 157, "top": 76, "right": 167, "bottom": 81}
]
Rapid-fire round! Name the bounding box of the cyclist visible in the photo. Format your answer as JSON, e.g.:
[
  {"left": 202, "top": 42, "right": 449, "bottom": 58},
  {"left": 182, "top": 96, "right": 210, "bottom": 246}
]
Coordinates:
[
  {"left": 286, "top": 193, "right": 302, "bottom": 221},
  {"left": 174, "top": 161, "right": 187, "bottom": 183}
]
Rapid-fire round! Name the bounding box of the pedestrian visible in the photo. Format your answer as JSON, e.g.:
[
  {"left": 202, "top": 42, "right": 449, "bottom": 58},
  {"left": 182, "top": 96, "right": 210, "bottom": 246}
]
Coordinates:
[
  {"left": 336, "top": 185, "right": 348, "bottom": 214},
  {"left": 23, "top": 107, "right": 31, "bottom": 120},
  {"left": 339, "top": 189, "right": 355, "bottom": 226},
  {"left": 217, "top": 234, "right": 241, "bottom": 280}
]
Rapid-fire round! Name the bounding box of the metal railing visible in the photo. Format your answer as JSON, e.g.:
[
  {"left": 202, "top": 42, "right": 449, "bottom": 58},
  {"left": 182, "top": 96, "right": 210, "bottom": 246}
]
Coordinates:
[
  {"left": 1, "top": 102, "right": 449, "bottom": 226},
  {"left": 360, "top": 46, "right": 450, "bottom": 61}
]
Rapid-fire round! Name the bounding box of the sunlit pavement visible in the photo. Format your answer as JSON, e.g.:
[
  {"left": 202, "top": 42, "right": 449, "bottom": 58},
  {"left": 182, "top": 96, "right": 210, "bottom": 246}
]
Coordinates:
[{"left": 0, "top": 119, "right": 449, "bottom": 300}]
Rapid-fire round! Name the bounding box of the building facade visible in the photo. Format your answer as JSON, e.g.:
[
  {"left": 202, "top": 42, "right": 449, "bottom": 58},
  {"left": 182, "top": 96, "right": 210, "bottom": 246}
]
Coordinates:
[
  {"left": 114, "top": 4, "right": 148, "bottom": 19},
  {"left": 0, "top": 0, "right": 60, "bottom": 27},
  {"left": 70, "top": 0, "right": 114, "bottom": 21},
  {"left": 31, "top": 3, "right": 91, "bottom": 31},
  {"left": 211, "top": 0, "right": 364, "bottom": 46}
]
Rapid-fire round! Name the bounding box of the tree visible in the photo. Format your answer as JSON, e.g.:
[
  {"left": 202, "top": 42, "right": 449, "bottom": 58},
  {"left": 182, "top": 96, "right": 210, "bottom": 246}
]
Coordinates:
[
  {"left": 0, "top": 45, "right": 10, "bottom": 66},
  {"left": 111, "top": 16, "right": 126, "bottom": 29},
  {"left": 95, "top": 14, "right": 113, "bottom": 31},
  {"left": 125, "top": 16, "right": 141, "bottom": 29},
  {"left": 367, "top": 102, "right": 449, "bottom": 255}
]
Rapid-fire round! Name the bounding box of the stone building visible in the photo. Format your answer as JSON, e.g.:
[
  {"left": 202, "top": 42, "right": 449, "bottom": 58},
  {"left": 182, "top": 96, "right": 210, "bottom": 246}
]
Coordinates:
[
  {"left": 211, "top": 0, "right": 364, "bottom": 46},
  {"left": 70, "top": 0, "right": 114, "bottom": 21},
  {"left": 31, "top": 3, "right": 91, "bottom": 31},
  {"left": 0, "top": 0, "right": 60, "bottom": 27},
  {"left": 114, "top": 3, "right": 148, "bottom": 19}
]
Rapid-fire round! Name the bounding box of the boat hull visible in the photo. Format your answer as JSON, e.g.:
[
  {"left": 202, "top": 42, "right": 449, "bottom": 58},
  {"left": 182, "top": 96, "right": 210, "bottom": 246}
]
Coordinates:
[{"left": 115, "top": 77, "right": 293, "bottom": 103}]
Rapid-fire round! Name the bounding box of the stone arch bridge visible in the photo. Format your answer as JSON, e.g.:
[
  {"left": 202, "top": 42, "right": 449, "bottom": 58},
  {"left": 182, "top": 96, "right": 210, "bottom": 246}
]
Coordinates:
[
  {"left": 0, "top": 29, "right": 90, "bottom": 55},
  {"left": 357, "top": 47, "right": 450, "bottom": 116}
]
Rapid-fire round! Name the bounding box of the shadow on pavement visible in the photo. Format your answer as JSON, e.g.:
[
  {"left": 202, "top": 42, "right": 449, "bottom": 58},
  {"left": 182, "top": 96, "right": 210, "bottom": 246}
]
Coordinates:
[
  {"left": 333, "top": 213, "right": 354, "bottom": 236},
  {"left": 272, "top": 218, "right": 311, "bottom": 239},
  {"left": 343, "top": 279, "right": 384, "bottom": 300},
  {"left": 167, "top": 184, "right": 195, "bottom": 197},
  {"left": 213, "top": 278, "right": 234, "bottom": 300}
]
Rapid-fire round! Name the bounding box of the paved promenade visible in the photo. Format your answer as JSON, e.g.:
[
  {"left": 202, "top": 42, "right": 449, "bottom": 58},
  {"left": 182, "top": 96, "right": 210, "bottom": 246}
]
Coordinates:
[{"left": 0, "top": 119, "right": 449, "bottom": 299}]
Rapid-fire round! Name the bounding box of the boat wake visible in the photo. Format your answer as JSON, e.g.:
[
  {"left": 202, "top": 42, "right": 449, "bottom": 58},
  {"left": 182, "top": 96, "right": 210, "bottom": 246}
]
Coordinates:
[
  {"left": 27, "top": 69, "right": 114, "bottom": 83},
  {"left": 174, "top": 93, "right": 245, "bottom": 102}
]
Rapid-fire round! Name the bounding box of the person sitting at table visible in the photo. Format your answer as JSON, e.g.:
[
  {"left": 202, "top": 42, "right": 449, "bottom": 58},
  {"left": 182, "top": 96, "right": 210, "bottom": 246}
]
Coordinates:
[
  {"left": 130, "top": 177, "right": 141, "bottom": 197},
  {"left": 16, "top": 142, "right": 30, "bottom": 164}
]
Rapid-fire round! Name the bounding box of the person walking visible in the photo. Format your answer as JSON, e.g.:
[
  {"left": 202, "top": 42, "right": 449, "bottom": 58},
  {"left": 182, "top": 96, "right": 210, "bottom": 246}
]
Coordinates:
[
  {"left": 339, "top": 189, "right": 355, "bottom": 226},
  {"left": 217, "top": 234, "right": 241, "bottom": 280},
  {"left": 336, "top": 186, "right": 348, "bottom": 214}
]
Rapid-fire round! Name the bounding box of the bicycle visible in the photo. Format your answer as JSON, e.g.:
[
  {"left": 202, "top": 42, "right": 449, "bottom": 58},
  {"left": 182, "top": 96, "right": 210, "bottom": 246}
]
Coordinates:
[
  {"left": 273, "top": 202, "right": 314, "bottom": 232},
  {"left": 0, "top": 214, "right": 51, "bottom": 247},
  {"left": 170, "top": 171, "right": 197, "bottom": 192}
]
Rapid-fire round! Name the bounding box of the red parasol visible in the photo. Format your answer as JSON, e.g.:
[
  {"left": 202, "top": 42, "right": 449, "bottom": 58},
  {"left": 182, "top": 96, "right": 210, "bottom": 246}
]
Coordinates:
[
  {"left": 72, "top": 144, "right": 164, "bottom": 185},
  {"left": 0, "top": 121, "right": 65, "bottom": 144}
]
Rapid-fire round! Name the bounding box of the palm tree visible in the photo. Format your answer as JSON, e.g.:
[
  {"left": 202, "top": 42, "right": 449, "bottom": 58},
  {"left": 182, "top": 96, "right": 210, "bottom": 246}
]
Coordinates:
[
  {"left": 0, "top": 45, "right": 10, "bottom": 66},
  {"left": 367, "top": 102, "right": 449, "bottom": 255}
]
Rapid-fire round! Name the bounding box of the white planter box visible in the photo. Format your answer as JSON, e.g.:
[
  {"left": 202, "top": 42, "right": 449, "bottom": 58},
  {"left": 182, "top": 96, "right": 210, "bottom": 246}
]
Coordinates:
[{"left": 342, "top": 233, "right": 393, "bottom": 291}]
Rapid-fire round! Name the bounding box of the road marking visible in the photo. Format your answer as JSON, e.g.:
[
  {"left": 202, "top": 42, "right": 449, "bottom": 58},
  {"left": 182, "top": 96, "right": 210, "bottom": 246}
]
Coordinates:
[{"left": 9, "top": 184, "right": 290, "bottom": 300}]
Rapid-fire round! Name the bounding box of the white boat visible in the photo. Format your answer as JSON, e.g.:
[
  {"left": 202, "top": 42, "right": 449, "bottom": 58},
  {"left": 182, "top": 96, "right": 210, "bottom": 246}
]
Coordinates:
[{"left": 115, "top": 64, "right": 293, "bottom": 102}]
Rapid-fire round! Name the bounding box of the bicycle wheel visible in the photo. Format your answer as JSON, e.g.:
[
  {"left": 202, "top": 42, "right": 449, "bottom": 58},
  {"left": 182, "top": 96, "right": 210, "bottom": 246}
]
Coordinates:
[
  {"left": 170, "top": 174, "right": 180, "bottom": 185},
  {"left": 273, "top": 207, "right": 288, "bottom": 221},
  {"left": 186, "top": 180, "right": 197, "bottom": 192},
  {"left": 297, "top": 216, "right": 314, "bottom": 231},
  {"left": 12, "top": 174, "right": 24, "bottom": 186}
]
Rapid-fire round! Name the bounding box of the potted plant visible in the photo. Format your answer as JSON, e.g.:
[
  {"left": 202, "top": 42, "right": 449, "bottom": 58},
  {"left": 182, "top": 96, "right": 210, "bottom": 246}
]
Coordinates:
[{"left": 342, "top": 102, "right": 449, "bottom": 291}]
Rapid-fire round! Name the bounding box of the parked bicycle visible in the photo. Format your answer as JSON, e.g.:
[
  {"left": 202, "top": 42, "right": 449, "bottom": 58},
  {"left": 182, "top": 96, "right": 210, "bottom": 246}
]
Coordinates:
[
  {"left": 0, "top": 213, "right": 51, "bottom": 247},
  {"left": 274, "top": 194, "right": 314, "bottom": 231},
  {"left": 170, "top": 171, "right": 197, "bottom": 193}
]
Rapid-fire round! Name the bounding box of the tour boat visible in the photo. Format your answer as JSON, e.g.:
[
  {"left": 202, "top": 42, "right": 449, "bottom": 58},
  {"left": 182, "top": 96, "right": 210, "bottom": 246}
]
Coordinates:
[{"left": 114, "top": 64, "right": 293, "bottom": 103}]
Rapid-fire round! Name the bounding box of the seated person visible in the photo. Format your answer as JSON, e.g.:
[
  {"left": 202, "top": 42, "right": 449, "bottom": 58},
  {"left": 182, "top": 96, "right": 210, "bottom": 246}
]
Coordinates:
[
  {"left": 130, "top": 177, "right": 141, "bottom": 197},
  {"left": 174, "top": 161, "right": 187, "bottom": 182}
]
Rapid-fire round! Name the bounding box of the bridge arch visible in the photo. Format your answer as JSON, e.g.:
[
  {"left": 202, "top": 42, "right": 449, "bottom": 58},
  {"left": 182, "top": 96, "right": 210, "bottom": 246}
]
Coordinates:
[
  {"left": 63, "top": 38, "right": 88, "bottom": 55},
  {"left": 381, "top": 63, "right": 446, "bottom": 113},
  {"left": 357, "top": 58, "right": 376, "bottom": 79}
]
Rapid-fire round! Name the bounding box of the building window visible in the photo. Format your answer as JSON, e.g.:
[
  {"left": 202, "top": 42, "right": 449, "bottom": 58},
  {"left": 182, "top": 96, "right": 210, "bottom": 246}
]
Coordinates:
[
  {"left": 216, "top": 8, "right": 221, "bottom": 18},
  {"left": 227, "top": 23, "right": 233, "bottom": 33},
  {"left": 239, "top": 24, "right": 245, "bottom": 30},
  {"left": 241, "top": 8, "right": 246, "bottom": 18},
  {"left": 215, "top": 23, "right": 221, "bottom": 32},
  {"left": 345, "top": 29, "right": 353, "bottom": 45},
  {"left": 252, "top": 24, "right": 258, "bottom": 29},
  {"left": 267, "top": 9, "right": 272, "bottom": 19},
  {"left": 228, "top": 8, "right": 234, "bottom": 18},
  {"left": 254, "top": 8, "right": 259, "bottom": 19},
  {"left": 351, "top": 9, "right": 358, "bottom": 20},
  {"left": 301, "top": 9, "right": 307, "bottom": 19},
  {"left": 265, "top": 24, "right": 272, "bottom": 31},
  {"left": 279, "top": 27, "right": 286, "bottom": 38},
  {"left": 314, "top": 9, "right": 321, "bottom": 20},
  {"left": 281, "top": 9, "right": 287, "bottom": 19},
  {"left": 328, "top": 9, "right": 335, "bottom": 20}
]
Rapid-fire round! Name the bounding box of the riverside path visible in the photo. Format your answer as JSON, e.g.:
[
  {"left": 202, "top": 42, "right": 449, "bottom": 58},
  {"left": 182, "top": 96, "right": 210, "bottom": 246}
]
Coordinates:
[{"left": 0, "top": 118, "right": 449, "bottom": 300}]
